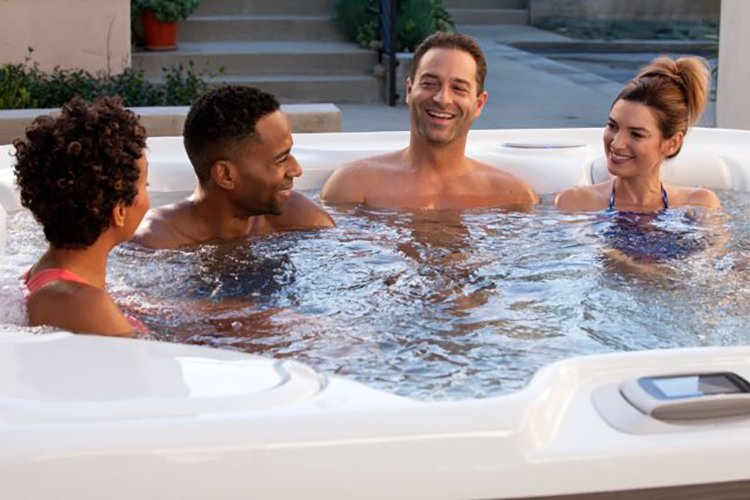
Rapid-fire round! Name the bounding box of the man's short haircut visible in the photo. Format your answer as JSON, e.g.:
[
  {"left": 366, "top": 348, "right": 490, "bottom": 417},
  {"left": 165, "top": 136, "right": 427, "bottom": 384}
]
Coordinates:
[
  {"left": 409, "top": 32, "right": 487, "bottom": 94},
  {"left": 183, "top": 86, "right": 281, "bottom": 185}
]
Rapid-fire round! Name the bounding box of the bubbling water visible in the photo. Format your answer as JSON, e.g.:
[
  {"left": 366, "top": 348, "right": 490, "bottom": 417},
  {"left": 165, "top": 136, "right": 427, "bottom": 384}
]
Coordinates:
[{"left": 3, "top": 192, "right": 750, "bottom": 400}]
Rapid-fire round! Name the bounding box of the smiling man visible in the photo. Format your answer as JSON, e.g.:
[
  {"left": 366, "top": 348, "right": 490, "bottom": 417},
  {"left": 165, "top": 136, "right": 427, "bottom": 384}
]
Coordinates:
[
  {"left": 321, "top": 32, "right": 537, "bottom": 210},
  {"left": 133, "top": 86, "right": 334, "bottom": 249}
]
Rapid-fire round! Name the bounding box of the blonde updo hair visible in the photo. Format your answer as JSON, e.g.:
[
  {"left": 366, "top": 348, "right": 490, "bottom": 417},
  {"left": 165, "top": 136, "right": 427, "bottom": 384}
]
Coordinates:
[{"left": 614, "top": 56, "right": 710, "bottom": 158}]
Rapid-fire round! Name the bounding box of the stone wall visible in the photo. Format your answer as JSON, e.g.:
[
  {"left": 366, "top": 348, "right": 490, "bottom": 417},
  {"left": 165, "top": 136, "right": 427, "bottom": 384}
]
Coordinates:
[
  {"left": 0, "top": 0, "right": 130, "bottom": 74},
  {"left": 530, "top": 0, "right": 720, "bottom": 23}
]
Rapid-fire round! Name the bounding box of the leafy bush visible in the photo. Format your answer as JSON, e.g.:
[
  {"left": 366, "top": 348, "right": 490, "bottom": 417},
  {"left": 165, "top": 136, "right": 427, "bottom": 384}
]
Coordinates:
[
  {"left": 131, "top": 0, "right": 200, "bottom": 23},
  {"left": 0, "top": 55, "right": 211, "bottom": 110},
  {"left": 333, "top": 0, "right": 377, "bottom": 44},
  {"left": 162, "top": 62, "right": 209, "bottom": 105},
  {"left": 397, "top": 0, "right": 454, "bottom": 53},
  {"left": 0, "top": 65, "right": 34, "bottom": 109},
  {"left": 333, "top": 0, "right": 455, "bottom": 52}
]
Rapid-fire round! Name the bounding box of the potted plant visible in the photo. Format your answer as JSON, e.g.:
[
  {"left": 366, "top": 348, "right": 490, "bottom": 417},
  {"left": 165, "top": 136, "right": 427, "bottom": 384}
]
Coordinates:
[{"left": 132, "top": 0, "right": 200, "bottom": 51}]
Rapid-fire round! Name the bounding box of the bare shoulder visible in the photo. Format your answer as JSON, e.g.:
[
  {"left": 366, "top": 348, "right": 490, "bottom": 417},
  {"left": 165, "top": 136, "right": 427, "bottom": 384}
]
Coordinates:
[
  {"left": 482, "top": 161, "right": 539, "bottom": 204},
  {"left": 684, "top": 187, "right": 722, "bottom": 210},
  {"left": 555, "top": 182, "right": 610, "bottom": 211},
  {"left": 321, "top": 151, "right": 402, "bottom": 203},
  {"left": 264, "top": 191, "right": 335, "bottom": 231},
  {"left": 131, "top": 201, "right": 194, "bottom": 249},
  {"left": 28, "top": 284, "right": 132, "bottom": 337}
]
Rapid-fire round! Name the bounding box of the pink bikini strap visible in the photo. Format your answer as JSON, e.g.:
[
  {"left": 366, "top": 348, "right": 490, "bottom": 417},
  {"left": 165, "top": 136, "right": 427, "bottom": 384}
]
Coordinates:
[{"left": 23, "top": 268, "right": 91, "bottom": 297}]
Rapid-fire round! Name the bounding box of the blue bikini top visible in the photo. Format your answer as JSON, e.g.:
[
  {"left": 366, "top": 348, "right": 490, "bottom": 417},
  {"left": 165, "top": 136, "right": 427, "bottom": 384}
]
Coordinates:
[{"left": 608, "top": 182, "right": 669, "bottom": 211}]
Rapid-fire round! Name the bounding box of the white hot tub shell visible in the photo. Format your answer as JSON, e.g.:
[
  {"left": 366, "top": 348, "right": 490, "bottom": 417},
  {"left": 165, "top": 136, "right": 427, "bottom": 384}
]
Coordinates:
[{"left": 1, "top": 128, "right": 750, "bottom": 499}]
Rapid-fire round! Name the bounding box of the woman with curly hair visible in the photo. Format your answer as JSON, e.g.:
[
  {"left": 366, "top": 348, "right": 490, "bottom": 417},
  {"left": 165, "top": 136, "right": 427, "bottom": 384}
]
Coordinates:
[
  {"left": 14, "top": 96, "right": 150, "bottom": 337},
  {"left": 555, "top": 56, "right": 720, "bottom": 212}
]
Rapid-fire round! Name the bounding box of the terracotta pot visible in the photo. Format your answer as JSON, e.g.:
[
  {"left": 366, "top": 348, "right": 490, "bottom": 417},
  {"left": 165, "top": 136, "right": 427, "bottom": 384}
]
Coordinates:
[{"left": 142, "top": 10, "right": 178, "bottom": 51}]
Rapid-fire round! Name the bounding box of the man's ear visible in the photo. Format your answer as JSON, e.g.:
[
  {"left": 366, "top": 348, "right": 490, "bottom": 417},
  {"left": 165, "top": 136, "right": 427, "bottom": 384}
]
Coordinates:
[
  {"left": 211, "top": 160, "right": 235, "bottom": 190},
  {"left": 405, "top": 77, "right": 413, "bottom": 104},
  {"left": 662, "top": 131, "right": 684, "bottom": 158},
  {"left": 474, "top": 90, "right": 488, "bottom": 118},
  {"left": 112, "top": 201, "right": 127, "bottom": 228}
]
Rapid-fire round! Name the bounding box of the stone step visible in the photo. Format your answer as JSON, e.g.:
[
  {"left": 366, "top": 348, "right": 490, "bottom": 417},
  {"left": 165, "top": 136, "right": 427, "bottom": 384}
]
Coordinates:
[
  {"left": 449, "top": 8, "right": 528, "bottom": 25},
  {"left": 133, "top": 41, "right": 378, "bottom": 78},
  {"left": 140, "top": 0, "right": 383, "bottom": 104},
  {"left": 180, "top": 15, "right": 344, "bottom": 42},
  {"left": 202, "top": 75, "right": 381, "bottom": 104},
  {"left": 444, "top": 0, "right": 526, "bottom": 8},
  {"left": 195, "top": 0, "right": 336, "bottom": 16}
]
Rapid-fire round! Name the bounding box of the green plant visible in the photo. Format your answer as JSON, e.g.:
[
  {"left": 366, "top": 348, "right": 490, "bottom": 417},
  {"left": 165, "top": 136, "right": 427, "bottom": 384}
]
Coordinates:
[
  {"left": 333, "top": 0, "right": 455, "bottom": 52},
  {"left": 333, "top": 0, "right": 377, "bottom": 44},
  {"left": 397, "top": 0, "right": 456, "bottom": 51},
  {"left": 131, "top": 0, "right": 200, "bottom": 22},
  {"left": 162, "top": 61, "right": 210, "bottom": 104},
  {"left": 0, "top": 53, "right": 213, "bottom": 110},
  {"left": 0, "top": 64, "right": 35, "bottom": 109}
]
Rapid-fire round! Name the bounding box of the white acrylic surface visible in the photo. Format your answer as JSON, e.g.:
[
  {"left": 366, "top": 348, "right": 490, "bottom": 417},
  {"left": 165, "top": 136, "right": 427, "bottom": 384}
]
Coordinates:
[{"left": 2, "top": 128, "right": 750, "bottom": 498}]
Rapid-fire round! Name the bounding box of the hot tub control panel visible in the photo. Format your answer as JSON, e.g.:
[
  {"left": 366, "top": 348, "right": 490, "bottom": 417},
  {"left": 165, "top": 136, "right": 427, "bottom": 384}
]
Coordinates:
[
  {"left": 592, "top": 369, "right": 750, "bottom": 434},
  {"left": 620, "top": 372, "right": 750, "bottom": 421}
]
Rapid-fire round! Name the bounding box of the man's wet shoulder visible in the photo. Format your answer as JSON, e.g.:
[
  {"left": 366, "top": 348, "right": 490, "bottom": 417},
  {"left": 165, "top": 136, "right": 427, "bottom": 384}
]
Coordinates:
[
  {"left": 132, "top": 201, "right": 195, "bottom": 248},
  {"left": 344, "top": 151, "right": 405, "bottom": 173}
]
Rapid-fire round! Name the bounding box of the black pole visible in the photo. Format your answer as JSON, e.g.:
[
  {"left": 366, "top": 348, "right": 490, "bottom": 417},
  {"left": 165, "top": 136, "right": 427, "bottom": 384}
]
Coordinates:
[{"left": 380, "top": 0, "right": 398, "bottom": 106}]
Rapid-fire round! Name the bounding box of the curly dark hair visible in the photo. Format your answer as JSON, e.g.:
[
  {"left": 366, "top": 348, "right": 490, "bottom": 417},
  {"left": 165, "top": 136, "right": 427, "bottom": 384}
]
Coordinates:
[
  {"left": 183, "top": 85, "right": 280, "bottom": 185},
  {"left": 13, "top": 96, "right": 147, "bottom": 249}
]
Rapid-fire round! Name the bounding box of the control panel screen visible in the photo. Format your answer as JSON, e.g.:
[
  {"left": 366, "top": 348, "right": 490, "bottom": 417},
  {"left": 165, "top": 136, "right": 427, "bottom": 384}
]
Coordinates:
[{"left": 642, "top": 373, "right": 749, "bottom": 400}]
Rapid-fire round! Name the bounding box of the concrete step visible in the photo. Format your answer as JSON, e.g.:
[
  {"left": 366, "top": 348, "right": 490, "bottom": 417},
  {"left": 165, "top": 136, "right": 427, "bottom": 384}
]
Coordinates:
[
  {"left": 203, "top": 75, "right": 381, "bottom": 104},
  {"left": 133, "top": 41, "right": 378, "bottom": 78},
  {"left": 194, "top": 0, "right": 336, "bottom": 16},
  {"left": 449, "top": 8, "right": 528, "bottom": 25},
  {"left": 139, "top": 1, "right": 382, "bottom": 104},
  {"left": 180, "top": 15, "right": 344, "bottom": 42},
  {"left": 444, "top": 0, "right": 526, "bottom": 8}
]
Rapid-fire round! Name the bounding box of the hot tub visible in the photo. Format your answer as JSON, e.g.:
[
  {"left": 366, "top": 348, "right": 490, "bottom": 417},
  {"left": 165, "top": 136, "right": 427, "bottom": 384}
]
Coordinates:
[{"left": 1, "top": 128, "right": 750, "bottom": 499}]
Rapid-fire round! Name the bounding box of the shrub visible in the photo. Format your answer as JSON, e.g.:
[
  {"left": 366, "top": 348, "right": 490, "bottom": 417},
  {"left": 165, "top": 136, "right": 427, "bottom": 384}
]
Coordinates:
[
  {"left": 0, "top": 64, "right": 34, "bottom": 109},
  {"left": 131, "top": 0, "right": 200, "bottom": 23},
  {"left": 333, "top": 0, "right": 377, "bottom": 44},
  {"left": 397, "top": 0, "right": 454, "bottom": 52},
  {"left": 0, "top": 55, "right": 210, "bottom": 110},
  {"left": 333, "top": 0, "right": 455, "bottom": 52},
  {"left": 163, "top": 61, "right": 208, "bottom": 105}
]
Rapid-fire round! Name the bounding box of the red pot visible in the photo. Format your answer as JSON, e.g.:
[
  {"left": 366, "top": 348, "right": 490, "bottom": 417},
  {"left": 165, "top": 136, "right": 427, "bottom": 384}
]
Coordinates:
[{"left": 142, "top": 10, "right": 178, "bottom": 51}]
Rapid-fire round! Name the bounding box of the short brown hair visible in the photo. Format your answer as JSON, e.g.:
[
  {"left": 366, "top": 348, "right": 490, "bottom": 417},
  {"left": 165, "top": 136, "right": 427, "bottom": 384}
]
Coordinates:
[
  {"left": 615, "top": 56, "right": 710, "bottom": 158},
  {"left": 410, "top": 32, "right": 487, "bottom": 94}
]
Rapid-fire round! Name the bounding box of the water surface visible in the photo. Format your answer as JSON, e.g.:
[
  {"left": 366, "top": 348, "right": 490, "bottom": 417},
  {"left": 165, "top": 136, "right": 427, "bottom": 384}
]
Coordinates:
[{"left": 3, "top": 192, "right": 749, "bottom": 400}]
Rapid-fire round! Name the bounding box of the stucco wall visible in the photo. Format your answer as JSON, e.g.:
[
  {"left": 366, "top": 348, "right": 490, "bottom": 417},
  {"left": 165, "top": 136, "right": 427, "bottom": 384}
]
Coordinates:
[
  {"left": 717, "top": 0, "right": 750, "bottom": 130},
  {"left": 530, "top": 0, "right": 720, "bottom": 22},
  {"left": 0, "top": 0, "right": 130, "bottom": 74}
]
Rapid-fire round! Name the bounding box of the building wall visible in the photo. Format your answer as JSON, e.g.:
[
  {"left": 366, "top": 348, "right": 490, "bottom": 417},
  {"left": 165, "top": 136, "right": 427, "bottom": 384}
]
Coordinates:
[
  {"left": 717, "top": 0, "right": 750, "bottom": 129},
  {"left": 530, "top": 0, "right": 720, "bottom": 22},
  {"left": 0, "top": 0, "right": 130, "bottom": 74}
]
